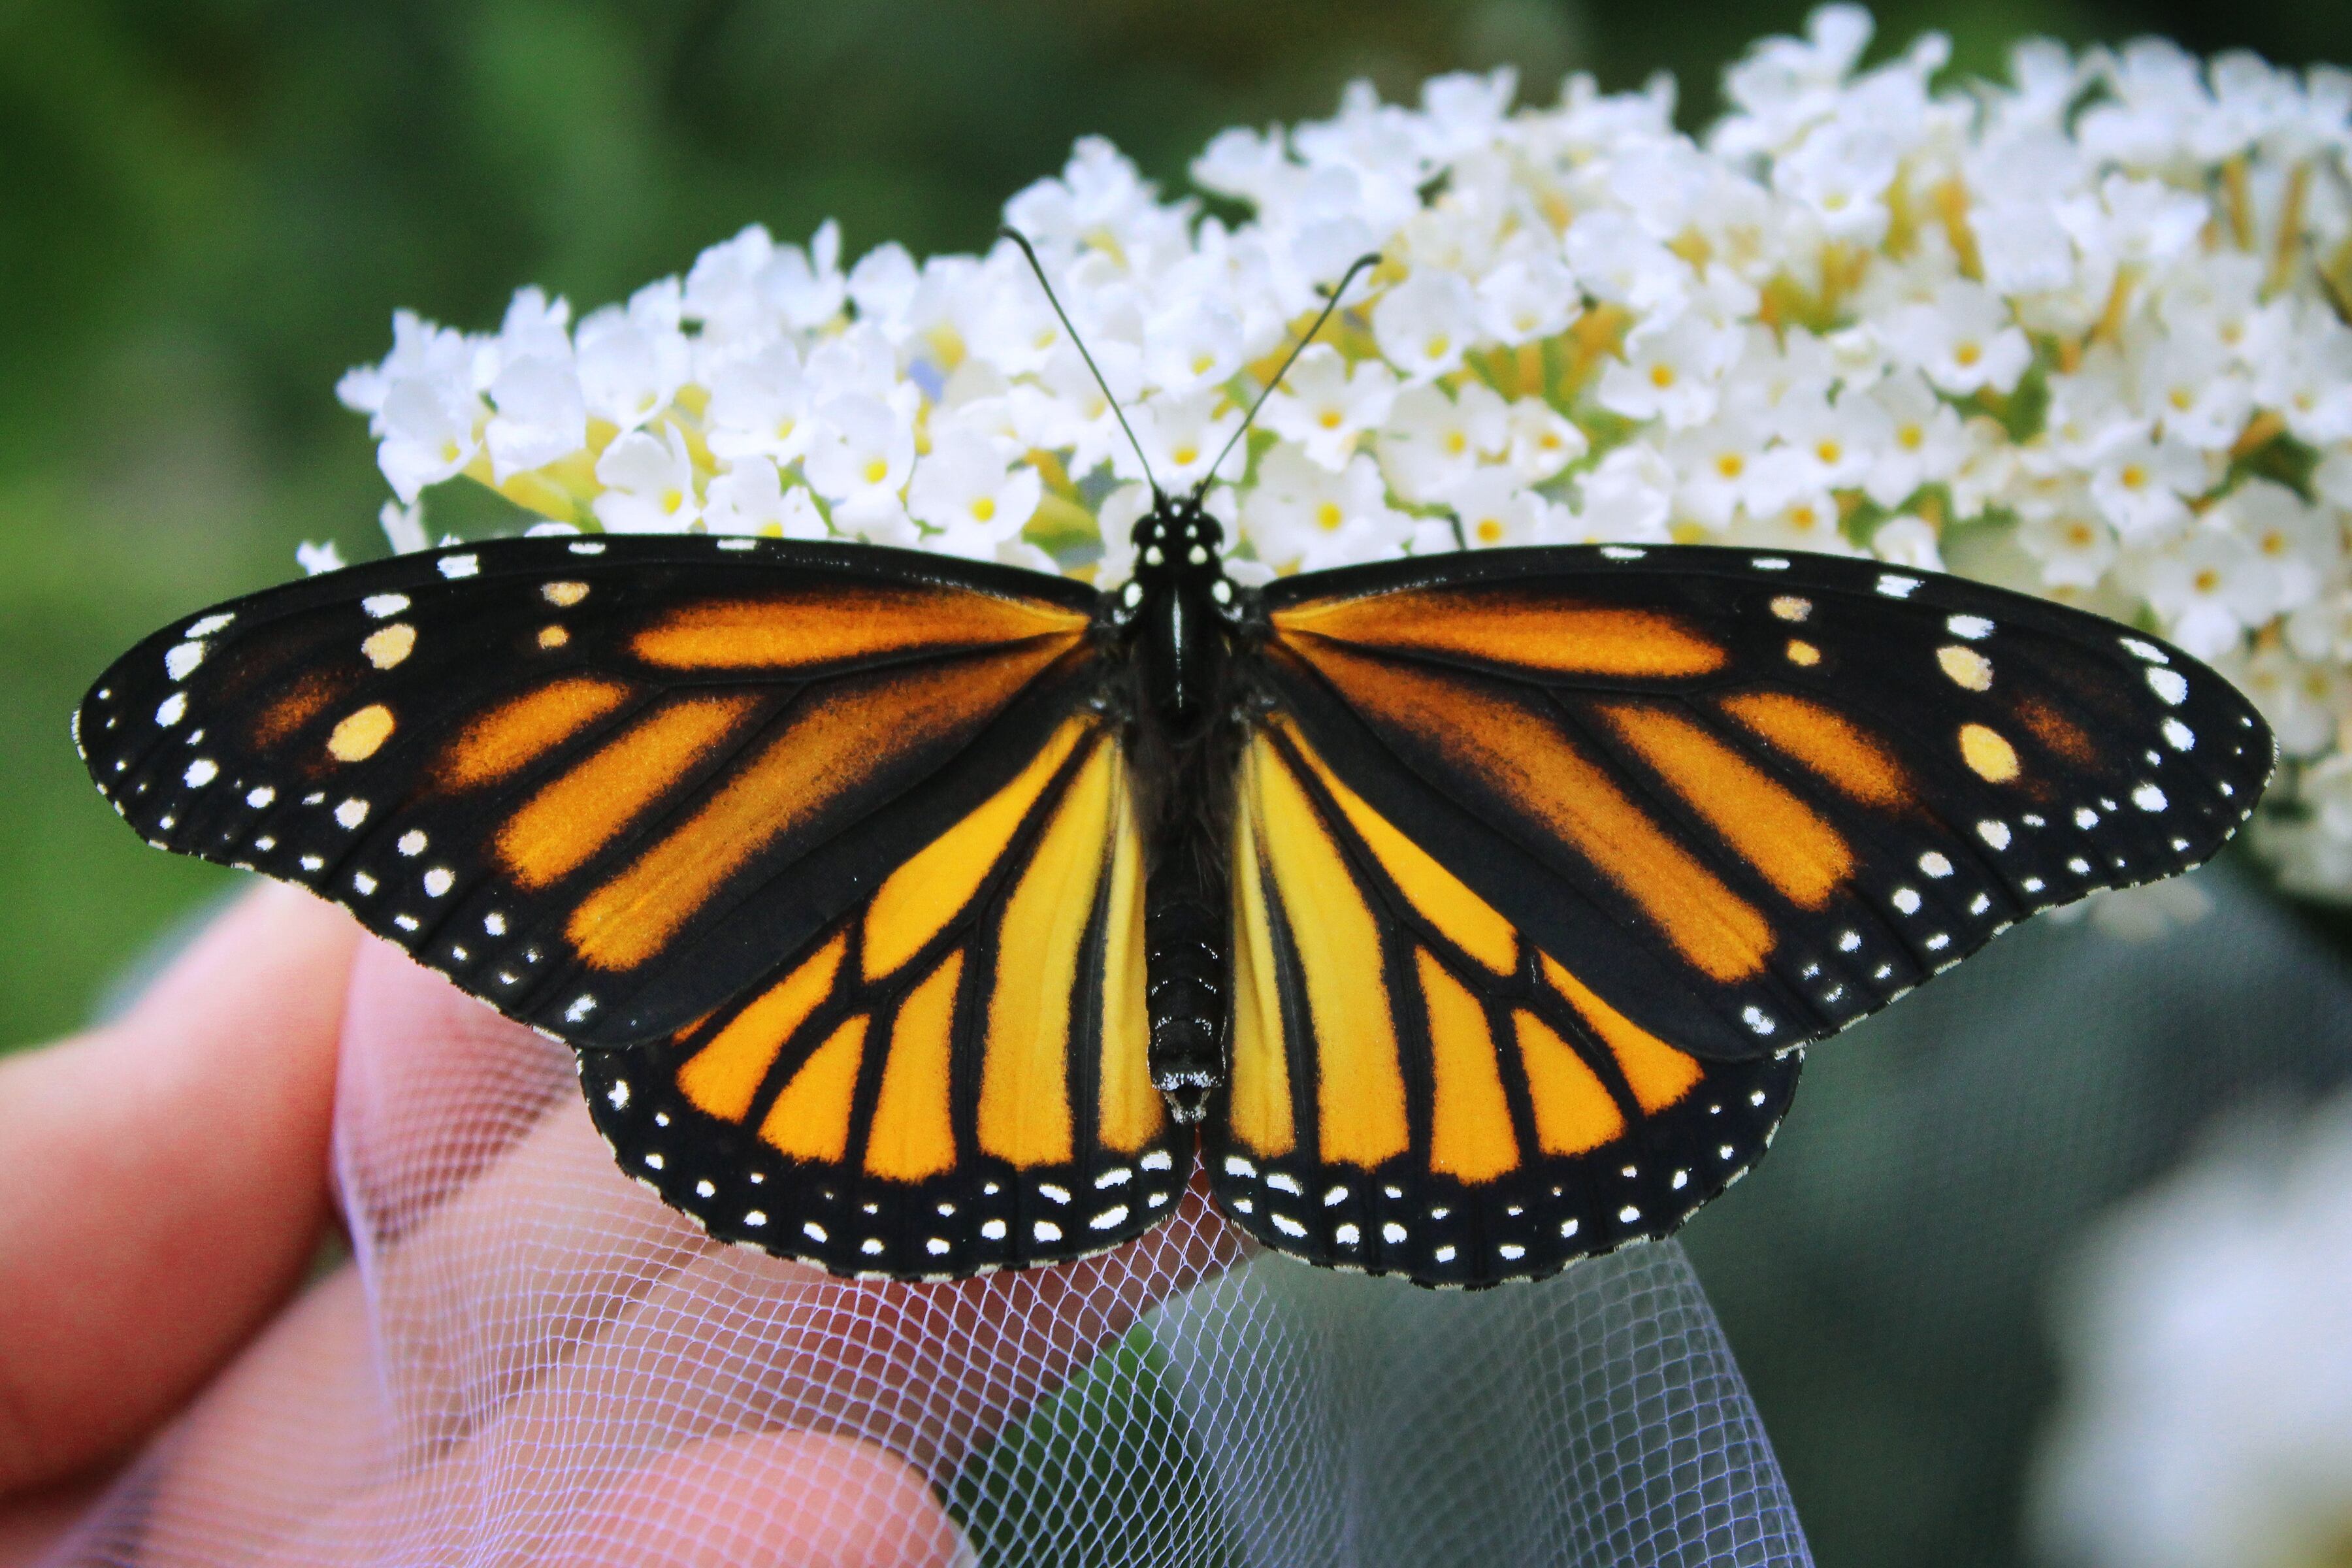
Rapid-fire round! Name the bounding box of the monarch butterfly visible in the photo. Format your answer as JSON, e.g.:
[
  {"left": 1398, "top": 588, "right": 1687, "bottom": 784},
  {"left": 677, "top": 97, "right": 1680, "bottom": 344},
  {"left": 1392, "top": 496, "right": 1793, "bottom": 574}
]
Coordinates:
[{"left": 75, "top": 247, "right": 2272, "bottom": 1290}]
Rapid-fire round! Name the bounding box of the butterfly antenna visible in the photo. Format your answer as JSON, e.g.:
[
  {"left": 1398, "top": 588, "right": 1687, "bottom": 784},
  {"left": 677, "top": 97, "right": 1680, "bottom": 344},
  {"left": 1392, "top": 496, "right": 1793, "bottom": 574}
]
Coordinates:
[
  {"left": 1196, "top": 251, "right": 1384, "bottom": 500},
  {"left": 1000, "top": 227, "right": 1160, "bottom": 495}
]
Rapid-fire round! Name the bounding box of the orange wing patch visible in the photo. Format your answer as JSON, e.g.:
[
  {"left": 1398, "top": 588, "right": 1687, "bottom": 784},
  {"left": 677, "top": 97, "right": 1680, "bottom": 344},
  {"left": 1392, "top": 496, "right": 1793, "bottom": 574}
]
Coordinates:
[
  {"left": 632, "top": 586, "right": 1086, "bottom": 671},
  {"left": 1593, "top": 700, "right": 1852, "bottom": 909},
  {"left": 499, "top": 693, "right": 758, "bottom": 891},
  {"left": 1274, "top": 590, "right": 1724, "bottom": 678},
  {"left": 1718, "top": 691, "right": 1912, "bottom": 808},
  {"left": 1289, "top": 639, "right": 1774, "bottom": 983},
  {"left": 436, "top": 677, "right": 634, "bottom": 789}
]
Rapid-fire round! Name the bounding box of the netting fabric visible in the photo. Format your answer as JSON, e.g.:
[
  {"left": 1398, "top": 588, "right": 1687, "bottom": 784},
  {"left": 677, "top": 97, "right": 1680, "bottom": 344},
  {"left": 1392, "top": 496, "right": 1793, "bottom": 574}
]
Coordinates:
[{"left": 35, "top": 928, "right": 1810, "bottom": 1567}]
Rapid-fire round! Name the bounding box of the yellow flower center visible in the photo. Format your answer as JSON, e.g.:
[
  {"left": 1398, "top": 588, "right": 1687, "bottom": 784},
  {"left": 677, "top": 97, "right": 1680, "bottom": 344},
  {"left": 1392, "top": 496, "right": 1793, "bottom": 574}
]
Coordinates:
[
  {"left": 1476, "top": 518, "right": 1505, "bottom": 544},
  {"left": 2193, "top": 566, "right": 2221, "bottom": 594},
  {"left": 1192, "top": 352, "right": 1216, "bottom": 375},
  {"left": 2170, "top": 387, "right": 2194, "bottom": 411},
  {"left": 776, "top": 417, "right": 797, "bottom": 439},
  {"left": 1790, "top": 505, "right": 1820, "bottom": 531},
  {"left": 1173, "top": 445, "right": 1199, "bottom": 467},
  {"left": 2067, "top": 521, "right": 2095, "bottom": 547},
  {"left": 1649, "top": 363, "right": 1676, "bottom": 389},
  {"left": 1319, "top": 408, "right": 1345, "bottom": 429},
  {"left": 1445, "top": 431, "right": 1469, "bottom": 456},
  {"left": 1716, "top": 453, "right": 1744, "bottom": 478},
  {"left": 1899, "top": 423, "right": 1923, "bottom": 450},
  {"left": 972, "top": 497, "right": 996, "bottom": 522},
  {"left": 2119, "top": 463, "right": 2147, "bottom": 491},
  {"left": 2262, "top": 532, "right": 2286, "bottom": 555},
  {"left": 1953, "top": 341, "right": 1983, "bottom": 368},
  {"left": 864, "top": 458, "right": 890, "bottom": 485},
  {"left": 1816, "top": 440, "right": 1842, "bottom": 465},
  {"left": 1424, "top": 334, "right": 1451, "bottom": 361},
  {"left": 662, "top": 488, "right": 685, "bottom": 514},
  {"left": 1316, "top": 501, "right": 1343, "bottom": 532}
]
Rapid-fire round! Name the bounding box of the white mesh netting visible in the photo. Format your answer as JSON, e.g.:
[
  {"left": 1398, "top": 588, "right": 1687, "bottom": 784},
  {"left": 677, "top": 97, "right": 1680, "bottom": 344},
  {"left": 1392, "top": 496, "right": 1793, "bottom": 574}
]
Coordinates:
[{"left": 35, "top": 928, "right": 1812, "bottom": 1567}]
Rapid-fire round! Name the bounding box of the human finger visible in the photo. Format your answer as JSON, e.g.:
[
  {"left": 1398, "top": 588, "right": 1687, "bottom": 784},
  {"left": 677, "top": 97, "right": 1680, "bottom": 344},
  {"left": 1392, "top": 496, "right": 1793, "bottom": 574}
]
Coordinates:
[{"left": 0, "top": 884, "right": 358, "bottom": 1495}]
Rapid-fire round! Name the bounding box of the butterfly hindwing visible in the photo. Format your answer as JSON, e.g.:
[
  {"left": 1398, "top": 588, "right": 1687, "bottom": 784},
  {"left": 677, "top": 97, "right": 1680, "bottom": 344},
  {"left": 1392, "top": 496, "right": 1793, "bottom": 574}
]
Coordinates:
[
  {"left": 76, "top": 535, "right": 1103, "bottom": 1048},
  {"left": 1203, "top": 716, "right": 1800, "bottom": 1288},
  {"left": 575, "top": 714, "right": 1190, "bottom": 1276},
  {"left": 1254, "top": 544, "right": 2274, "bottom": 1066}
]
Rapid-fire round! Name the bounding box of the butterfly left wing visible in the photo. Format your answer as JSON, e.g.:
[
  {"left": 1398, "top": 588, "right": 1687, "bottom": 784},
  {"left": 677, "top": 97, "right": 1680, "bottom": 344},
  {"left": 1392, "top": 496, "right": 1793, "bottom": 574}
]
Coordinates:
[
  {"left": 575, "top": 713, "right": 1192, "bottom": 1278},
  {"left": 74, "top": 534, "right": 1106, "bottom": 1049}
]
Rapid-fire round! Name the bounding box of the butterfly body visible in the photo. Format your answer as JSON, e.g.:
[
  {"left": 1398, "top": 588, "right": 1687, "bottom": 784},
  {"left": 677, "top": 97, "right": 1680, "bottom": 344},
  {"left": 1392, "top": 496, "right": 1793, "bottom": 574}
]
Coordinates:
[{"left": 78, "top": 527, "right": 2272, "bottom": 1287}]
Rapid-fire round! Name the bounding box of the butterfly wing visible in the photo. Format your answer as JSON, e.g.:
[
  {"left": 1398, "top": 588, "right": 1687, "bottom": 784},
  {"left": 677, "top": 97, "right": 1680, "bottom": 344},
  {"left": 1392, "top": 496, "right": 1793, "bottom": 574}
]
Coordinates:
[
  {"left": 1203, "top": 714, "right": 1799, "bottom": 1287},
  {"left": 75, "top": 535, "right": 1109, "bottom": 1049},
  {"left": 576, "top": 710, "right": 1189, "bottom": 1275},
  {"left": 1251, "top": 544, "right": 2272, "bottom": 1063},
  {"left": 1207, "top": 542, "right": 2268, "bottom": 1286}
]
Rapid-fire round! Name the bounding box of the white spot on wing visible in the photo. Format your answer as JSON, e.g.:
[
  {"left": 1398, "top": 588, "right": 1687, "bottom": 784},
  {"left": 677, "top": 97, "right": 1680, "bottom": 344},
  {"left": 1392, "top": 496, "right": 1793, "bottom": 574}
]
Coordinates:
[
  {"left": 2133, "top": 782, "right": 2168, "bottom": 812},
  {"left": 362, "top": 594, "right": 410, "bottom": 619},
  {"left": 186, "top": 613, "right": 235, "bottom": 637},
  {"left": 436, "top": 553, "right": 480, "bottom": 579},
  {"left": 422, "top": 868, "right": 454, "bottom": 898},
  {"left": 2148, "top": 668, "right": 2189, "bottom": 705},
  {"left": 183, "top": 758, "right": 218, "bottom": 787},
  {"left": 397, "top": 830, "right": 427, "bottom": 856},
  {"left": 1978, "top": 820, "right": 2010, "bottom": 849},
  {"left": 1876, "top": 574, "right": 1921, "bottom": 598},
  {"left": 165, "top": 642, "right": 206, "bottom": 681},
  {"left": 155, "top": 692, "right": 188, "bottom": 727},
  {"left": 335, "top": 798, "right": 368, "bottom": 829}
]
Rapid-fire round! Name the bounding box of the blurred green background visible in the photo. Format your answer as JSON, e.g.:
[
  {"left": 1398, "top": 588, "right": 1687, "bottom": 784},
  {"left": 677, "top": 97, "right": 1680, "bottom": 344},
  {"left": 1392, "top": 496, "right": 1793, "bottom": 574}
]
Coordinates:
[{"left": 7, "top": 2, "right": 2351, "bottom": 1565}]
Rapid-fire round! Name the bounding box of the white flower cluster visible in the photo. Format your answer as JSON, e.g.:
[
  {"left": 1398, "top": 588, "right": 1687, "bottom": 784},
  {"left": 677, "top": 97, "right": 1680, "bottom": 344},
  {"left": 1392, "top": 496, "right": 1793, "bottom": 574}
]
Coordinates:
[
  {"left": 338, "top": 6, "right": 2352, "bottom": 894},
  {"left": 2034, "top": 1088, "right": 2352, "bottom": 1568}
]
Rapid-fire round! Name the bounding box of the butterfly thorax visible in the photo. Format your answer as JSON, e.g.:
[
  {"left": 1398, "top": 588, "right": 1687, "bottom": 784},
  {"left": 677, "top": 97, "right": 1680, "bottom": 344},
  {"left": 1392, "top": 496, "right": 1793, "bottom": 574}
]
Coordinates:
[{"left": 1115, "top": 489, "right": 1246, "bottom": 1124}]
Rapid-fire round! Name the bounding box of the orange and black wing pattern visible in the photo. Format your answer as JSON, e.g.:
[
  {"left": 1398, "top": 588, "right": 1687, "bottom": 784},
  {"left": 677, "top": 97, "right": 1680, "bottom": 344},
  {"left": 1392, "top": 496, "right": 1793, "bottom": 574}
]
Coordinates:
[
  {"left": 1214, "top": 542, "right": 2270, "bottom": 1286},
  {"left": 76, "top": 536, "right": 1103, "bottom": 1051},
  {"left": 1202, "top": 713, "right": 1799, "bottom": 1286},
  {"left": 1252, "top": 544, "right": 2273, "bottom": 1067},
  {"left": 575, "top": 712, "right": 1190, "bottom": 1275}
]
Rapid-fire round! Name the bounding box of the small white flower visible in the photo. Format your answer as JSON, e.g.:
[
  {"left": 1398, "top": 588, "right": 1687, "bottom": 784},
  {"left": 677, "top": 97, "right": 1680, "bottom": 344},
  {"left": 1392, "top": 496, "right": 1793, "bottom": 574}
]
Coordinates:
[
  {"left": 576, "top": 279, "right": 691, "bottom": 431},
  {"left": 2134, "top": 332, "right": 2254, "bottom": 454},
  {"left": 2213, "top": 479, "right": 2340, "bottom": 612},
  {"left": 1475, "top": 245, "right": 1579, "bottom": 346},
  {"left": 1774, "top": 117, "right": 1897, "bottom": 243},
  {"left": 1443, "top": 468, "right": 1554, "bottom": 549},
  {"left": 1379, "top": 382, "right": 1508, "bottom": 504},
  {"left": 1884, "top": 280, "right": 2033, "bottom": 397},
  {"left": 1370, "top": 270, "right": 1480, "bottom": 382},
  {"left": 1143, "top": 294, "right": 1245, "bottom": 399},
  {"left": 1597, "top": 311, "right": 1742, "bottom": 430},
  {"left": 593, "top": 425, "right": 701, "bottom": 533},
  {"left": 2087, "top": 434, "right": 2210, "bottom": 542},
  {"left": 2018, "top": 511, "right": 2121, "bottom": 591},
  {"left": 1573, "top": 442, "right": 1677, "bottom": 544},
  {"left": 1122, "top": 391, "right": 1242, "bottom": 492},
  {"left": 1240, "top": 444, "right": 1411, "bottom": 572},
  {"left": 907, "top": 432, "right": 1043, "bottom": 557},
  {"left": 296, "top": 540, "right": 346, "bottom": 576},
  {"left": 485, "top": 355, "right": 587, "bottom": 482},
  {"left": 1501, "top": 397, "right": 1587, "bottom": 485},
  {"left": 803, "top": 396, "right": 915, "bottom": 511},
  {"left": 337, "top": 310, "right": 473, "bottom": 424},
  {"left": 703, "top": 457, "right": 828, "bottom": 539},
  {"left": 2131, "top": 525, "right": 2281, "bottom": 659},
  {"left": 1729, "top": 489, "right": 1852, "bottom": 555},
  {"left": 705, "top": 340, "right": 817, "bottom": 468},
  {"left": 1260, "top": 346, "right": 1397, "bottom": 470},
  {"left": 376, "top": 376, "right": 483, "bottom": 503},
  {"left": 1667, "top": 410, "right": 1776, "bottom": 529},
  {"left": 1863, "top": 371, "right": 1969, "bottom": 508}
]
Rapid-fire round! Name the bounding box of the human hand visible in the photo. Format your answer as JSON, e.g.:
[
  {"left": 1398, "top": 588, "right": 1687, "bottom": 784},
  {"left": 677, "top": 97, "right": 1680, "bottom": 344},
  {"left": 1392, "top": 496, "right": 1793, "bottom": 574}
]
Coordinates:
[{"left": 0, "top": 885, "right": 1240, "bottom": 1567}]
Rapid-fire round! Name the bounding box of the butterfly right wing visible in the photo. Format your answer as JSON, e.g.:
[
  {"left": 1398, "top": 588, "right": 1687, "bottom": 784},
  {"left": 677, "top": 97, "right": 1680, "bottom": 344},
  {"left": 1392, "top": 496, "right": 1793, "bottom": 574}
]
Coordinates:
[{"left": 576, "top": 713, "right": 1191, "bottom": 1279}]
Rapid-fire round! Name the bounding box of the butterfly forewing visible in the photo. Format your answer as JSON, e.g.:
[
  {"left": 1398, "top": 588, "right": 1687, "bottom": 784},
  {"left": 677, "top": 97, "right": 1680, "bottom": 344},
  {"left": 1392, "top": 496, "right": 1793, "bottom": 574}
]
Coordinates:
[
  {"left": 76, "top": 536, "right": 1102, "bottom": 1048},
  {"left": 1255, "top": 544, "right": 2274, "bottom": 1066},
  {"left": 1203, "top": 716, "right": 1800, "bottom": 1288},
  {"left": 577, "top": 717, "right": 1189, "bottom": 1277}
]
